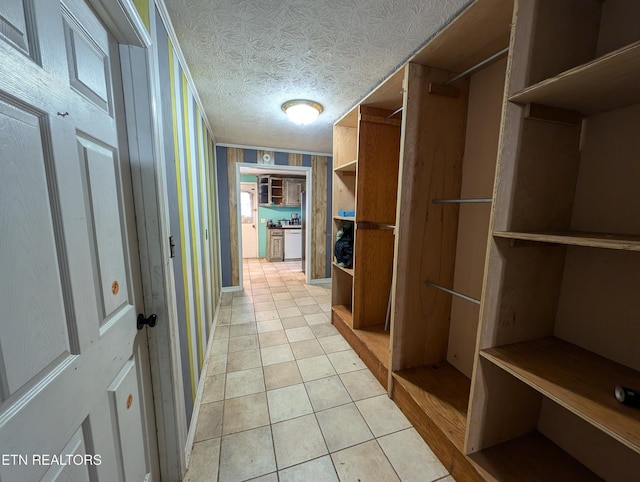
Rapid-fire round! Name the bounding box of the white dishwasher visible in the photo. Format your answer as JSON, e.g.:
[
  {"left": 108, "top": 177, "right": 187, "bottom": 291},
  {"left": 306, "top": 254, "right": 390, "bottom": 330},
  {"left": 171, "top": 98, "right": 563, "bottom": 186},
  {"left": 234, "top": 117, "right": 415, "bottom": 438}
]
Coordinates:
[{"left": 284, "top": 228, "right": 302, "bottom": 260}]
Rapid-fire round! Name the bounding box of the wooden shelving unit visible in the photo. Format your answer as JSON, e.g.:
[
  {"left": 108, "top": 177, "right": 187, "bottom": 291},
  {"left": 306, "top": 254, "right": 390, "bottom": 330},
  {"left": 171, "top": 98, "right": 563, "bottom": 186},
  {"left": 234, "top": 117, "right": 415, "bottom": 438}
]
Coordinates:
[
  {"left": 331, "top": 102, "right": 401, "bottom": 389},
  {"left": 331, "top": 0, "right": 640, "bottom": 479},
  {"left": 465, "top": 1, "right": 640, "bottom": 480}
]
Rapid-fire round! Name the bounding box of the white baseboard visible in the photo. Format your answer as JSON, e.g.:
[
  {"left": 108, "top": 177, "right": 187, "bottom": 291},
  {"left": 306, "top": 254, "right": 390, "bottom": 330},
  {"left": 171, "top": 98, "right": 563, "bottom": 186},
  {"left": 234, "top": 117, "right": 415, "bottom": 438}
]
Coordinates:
[
  {"left": 221, "top": 285, "right": 242, "bottom": 293},
  {"left": 309, "top": 277, "right": 331, "bottom": 285}
]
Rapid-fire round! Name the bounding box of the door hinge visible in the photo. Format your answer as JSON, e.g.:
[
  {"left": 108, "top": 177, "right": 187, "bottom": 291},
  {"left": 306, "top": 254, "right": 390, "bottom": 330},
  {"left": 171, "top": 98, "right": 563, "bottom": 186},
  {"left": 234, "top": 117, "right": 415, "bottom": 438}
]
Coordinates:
[
  {"left": 205, "top": 229, "right": 208, "bottom": 240},
  {"left": 169, "top": 235, "right": 176, "bottom": 258}
]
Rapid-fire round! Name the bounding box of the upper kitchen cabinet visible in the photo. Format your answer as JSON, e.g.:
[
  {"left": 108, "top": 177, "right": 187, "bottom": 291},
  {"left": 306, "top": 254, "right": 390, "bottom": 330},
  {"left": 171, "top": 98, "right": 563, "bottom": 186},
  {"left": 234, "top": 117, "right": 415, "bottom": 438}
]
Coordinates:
[
  {"left": 283, "top": 178, "right": 304, "bottom": 206},
  {"left": 259, "top": 175, "right": 304, "bottom": 207}
]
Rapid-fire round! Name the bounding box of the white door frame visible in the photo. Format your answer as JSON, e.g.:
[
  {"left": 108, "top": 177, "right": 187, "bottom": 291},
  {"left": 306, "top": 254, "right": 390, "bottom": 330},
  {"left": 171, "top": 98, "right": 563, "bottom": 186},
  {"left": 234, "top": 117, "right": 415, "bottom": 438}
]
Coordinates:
[
  {"left": 240, "top": 181, "right": 259, "bottom": 258},
  {"left": 90, "top": 1, "right": 187, "bottom": 479},
  {"left": 236, "top": 163, "right": 312, "bottom": 287}
]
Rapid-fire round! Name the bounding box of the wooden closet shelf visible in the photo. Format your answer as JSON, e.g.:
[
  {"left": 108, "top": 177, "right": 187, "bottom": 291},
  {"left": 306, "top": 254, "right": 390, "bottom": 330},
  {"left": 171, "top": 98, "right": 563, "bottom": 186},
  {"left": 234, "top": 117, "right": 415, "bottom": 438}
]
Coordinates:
[
  {"left": 494, "top": 231, "right": 640, "bottom": 251},
  {"left": 334, "top": 159, "right": 357, "bottom": 173},
  {"left": 470, "top": 432, "right": 601, "bottom": 481},
  {"left": 332, "top": 262, "right": 354, "bottom": 277},
  {"left": 334, "top": 215, "right": 355, "bottom": 222},
  {"left": 509, "top": 41, "right": 640, "bottom": 116},
  {"left": 332, "top": 304, "right": 353, "bottom": 327},
  {"left": 481, "top": 337, "right": 640, "bottom": 454},
  {"left": 393, "top": 363, "right": 471, "bottom": 451}
]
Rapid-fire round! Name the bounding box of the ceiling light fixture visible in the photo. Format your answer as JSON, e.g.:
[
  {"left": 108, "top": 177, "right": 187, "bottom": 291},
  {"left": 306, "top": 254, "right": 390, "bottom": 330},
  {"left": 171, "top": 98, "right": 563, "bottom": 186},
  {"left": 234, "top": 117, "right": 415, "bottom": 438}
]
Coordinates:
[{"left": 281, "top": 100, "right": 323, "bottom": 125}]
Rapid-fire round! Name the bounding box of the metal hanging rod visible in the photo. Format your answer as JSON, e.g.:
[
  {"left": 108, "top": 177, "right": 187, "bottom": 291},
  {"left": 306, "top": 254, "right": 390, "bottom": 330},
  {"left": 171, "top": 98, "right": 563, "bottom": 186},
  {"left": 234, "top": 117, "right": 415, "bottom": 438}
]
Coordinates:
[
  {"left": 424, "top": 280, "right": 480, "bottom": 305},
  {"left": 385, "top": 107, "right": 403, "bottom": 120},
  {"left": 432, "top": 198, "right": 492, "bottom": 204},
  {"left": 444, "top": 47, "right": 509, "bottom": 86}
]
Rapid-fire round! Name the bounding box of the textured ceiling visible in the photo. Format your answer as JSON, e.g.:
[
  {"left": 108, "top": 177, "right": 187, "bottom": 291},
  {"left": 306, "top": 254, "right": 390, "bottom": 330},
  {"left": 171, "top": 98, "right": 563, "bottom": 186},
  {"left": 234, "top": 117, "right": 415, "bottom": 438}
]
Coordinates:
[{"left": 164, "top": 0, "right": 473, "bottom": 153}]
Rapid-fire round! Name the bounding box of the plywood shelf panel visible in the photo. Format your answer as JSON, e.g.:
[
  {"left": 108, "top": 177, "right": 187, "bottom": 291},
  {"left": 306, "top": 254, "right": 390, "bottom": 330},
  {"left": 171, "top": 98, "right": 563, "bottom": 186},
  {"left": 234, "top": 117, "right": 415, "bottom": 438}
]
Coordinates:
[
  {"left": 332, "top": 304, "right": 353, "bottom": 328},
  {"left": 334, "top": 159, "right": 357, "bottom": 173},
  {"left": 494, "top": 231, "right": 640, "bottom": 251},
  {"left": 356, "top": 324, "right": 390, "bottom": 368},
  {"left": 481, "top": 337, "right": 640, "bottom": 454},
  {"left": 393, "top": 363, "right": 470, "bottom": 451},
  {"left": 332, "top": 262, "right": 353, "bottom": 277},
  {"left": 509, "top": 41, "right": 640, "bottom": 116},
  {"left": 470, "top": 432, "right": 602, "bottom": 481}
]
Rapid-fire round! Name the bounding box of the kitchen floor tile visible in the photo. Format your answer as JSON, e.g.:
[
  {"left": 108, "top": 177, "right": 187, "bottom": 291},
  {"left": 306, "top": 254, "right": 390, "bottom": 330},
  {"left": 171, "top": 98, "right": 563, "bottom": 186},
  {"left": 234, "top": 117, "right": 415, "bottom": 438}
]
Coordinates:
[
  {"left": 272, "top": 414, "right": 328, "bottom": 469},
  {"left": 228, "top": 334, "right": 258, "bottom": 353},
  {"left": 254, "top": 300, "right": 277, "bottom": 312},
  {"left": 257, "top": 319, "right": 284, "bottom": 333},
  {"left": 229, "top": 322, "right": 257, "bottom": 337},
  {"left": 328, "top": 349, "right": 366, "bottom": 374},
  {"left": 258, "top": 330, "right": 289, "bottom": 347},
  {"left": 225, "top": 367, "right": 265, "bottom": 399},
  {"left": 339, "top": 369, "right": 386, "bottom": 401},
  {"left": 316, "top": 403, "right": 373, "bottom": 452},
  {"left": 261, "top": 344, "right": 295, "bottom": 366},
  {"left": 378, "top": 428, "right": 448, "bottom": 481},
  {"left": 356, "top": 395, "right": 412, "bottom": 437},
  {"left": 290, "top": 339, "right": 324, "bottom": 360},
  {"left": 304, "top": 312, "right": 330, "bottom": 325},
  {"left": 193, "top": 401, "right": 223, "bottom": 442},
  {"left": 183, "top": 438, "right": 220, "bottom": 481},
  {"left": 278, "top": 455, "right": 338, "bottom": 482},
  {"left": 222, "top": 392, "right": 270, "bottom": 435},
  {"left": 230, "top": 312, "right": 256, "bottom": 324},
  {"left": 305, "top": 375, "right": 352, "bottom": 412},
  {"left": 285, "top": 326, "right": 315, "bottom": 343},
  {"left": 256, "top": 310, "right": 280, "bottom": 322},
  {"left": 297, "top": 354, "right": 337, "bottom": 382},
  {"left": 274, "top": 299, "right": 297, "bottom": 309},
  {"left": 227, "top": 349, "right": 262, "bottom": 373},
  {"left": 280, "top": 315, "right": 308, "bottom": 329},
  {"left": 267, "top": 384, "right": 313, "bottom": 423},
  {"left": 219, "top": 426, "right": 276, "bottom": 481},
  {"left": 331, "top": 440, "right": 399, "bottom": 482},
  {"left": 201, "top": 374, "right": 225, "bottom": 403},
  {"left": 277, "top": 306, "right": 303, "bottom": 318},
  {"left": 263, "top": 361, "right": 303, "bottom": 390},
  {"left": 310, "top": 323, "right": 339, "bottom": 338},
  {"left": 298, "top": 303, "right": 324, "bottom": 315},
  {"left": 318, "top": 334, "right": 351, "bottom": 353}
]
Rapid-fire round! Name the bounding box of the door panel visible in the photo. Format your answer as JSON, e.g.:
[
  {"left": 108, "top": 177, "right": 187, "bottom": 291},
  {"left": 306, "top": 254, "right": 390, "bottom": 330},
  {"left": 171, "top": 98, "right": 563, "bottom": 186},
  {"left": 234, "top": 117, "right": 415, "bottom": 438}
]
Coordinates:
[
  {"left": 62, "top": 8, "right": 112, "bottom": 113},
  {"left": 41, "top": 426, "right": 94, "bottom": 482},
  {"left": 0, "top": 0, "right": 158, "bottom": 480},
  {"left": 0, "top": 98, "right": 73, "bottom": 401},
  {"left": 108, "top": 359, "right": 147, "bottom": 482},
  {"left": 0, "top": 0, "right": 31, "bottom": 56},
  {"left": 78, "top": 136, "right": 129, "bottom": 319}
]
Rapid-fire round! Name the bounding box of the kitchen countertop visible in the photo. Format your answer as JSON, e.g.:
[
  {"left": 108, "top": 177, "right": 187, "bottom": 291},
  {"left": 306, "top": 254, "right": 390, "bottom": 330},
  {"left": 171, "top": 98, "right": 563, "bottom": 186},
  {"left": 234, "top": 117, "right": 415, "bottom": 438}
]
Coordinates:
[{"left": 268, "top": 225, "right": 301, "bottom": 229}]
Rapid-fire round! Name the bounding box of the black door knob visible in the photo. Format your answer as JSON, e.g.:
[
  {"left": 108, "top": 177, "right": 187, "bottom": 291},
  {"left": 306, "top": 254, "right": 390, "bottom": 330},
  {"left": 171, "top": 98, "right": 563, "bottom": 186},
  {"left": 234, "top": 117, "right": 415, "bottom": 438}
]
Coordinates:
[{"left": 137, "top": 313, "right": 158, "bottom": 330}]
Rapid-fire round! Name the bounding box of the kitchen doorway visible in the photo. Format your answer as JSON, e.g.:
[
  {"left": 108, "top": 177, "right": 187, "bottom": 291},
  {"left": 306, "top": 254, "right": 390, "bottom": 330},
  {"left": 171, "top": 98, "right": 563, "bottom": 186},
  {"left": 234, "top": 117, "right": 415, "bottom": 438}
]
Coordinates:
[{"left": 236, "top": 163, "right": 312, "bottom": 286}]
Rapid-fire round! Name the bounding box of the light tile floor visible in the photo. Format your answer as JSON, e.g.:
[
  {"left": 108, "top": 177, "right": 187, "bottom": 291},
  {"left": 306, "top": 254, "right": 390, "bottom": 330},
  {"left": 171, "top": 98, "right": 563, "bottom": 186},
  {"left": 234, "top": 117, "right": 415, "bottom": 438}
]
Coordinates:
[{"left": 184, "top": 259, "right": 455, "bottom": 482}]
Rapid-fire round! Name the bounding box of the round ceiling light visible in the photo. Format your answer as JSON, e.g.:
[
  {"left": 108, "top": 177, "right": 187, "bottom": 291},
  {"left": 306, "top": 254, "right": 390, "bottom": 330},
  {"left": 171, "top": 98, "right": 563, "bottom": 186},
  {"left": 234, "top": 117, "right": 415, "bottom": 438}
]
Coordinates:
[{"left": 281, "top": 100, "right": 323, "bottom": 125}]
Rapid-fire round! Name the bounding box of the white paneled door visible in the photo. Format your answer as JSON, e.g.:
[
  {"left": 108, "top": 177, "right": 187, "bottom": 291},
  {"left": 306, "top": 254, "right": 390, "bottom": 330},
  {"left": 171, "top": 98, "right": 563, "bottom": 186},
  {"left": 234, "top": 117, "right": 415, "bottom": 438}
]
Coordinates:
[
  {"left": 240, "top": 182, "right": 258, "bottom": 258},
  {"left": 0, "top": 0, "right": 159, "bottom": 481}
]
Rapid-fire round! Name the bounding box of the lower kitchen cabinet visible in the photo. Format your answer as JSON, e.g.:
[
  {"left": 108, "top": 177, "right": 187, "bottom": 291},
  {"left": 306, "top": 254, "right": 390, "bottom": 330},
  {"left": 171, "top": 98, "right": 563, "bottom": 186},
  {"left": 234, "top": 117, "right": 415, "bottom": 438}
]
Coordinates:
[{"left": 267, "top": 228, "right": 283, "bottom": 261}]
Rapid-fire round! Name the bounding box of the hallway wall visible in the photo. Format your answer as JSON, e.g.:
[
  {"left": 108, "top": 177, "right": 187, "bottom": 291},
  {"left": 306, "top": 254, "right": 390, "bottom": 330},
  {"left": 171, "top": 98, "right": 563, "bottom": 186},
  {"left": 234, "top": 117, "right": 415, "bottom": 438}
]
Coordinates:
[{"left": 154, "top": 8, "right": 222, "bottom": 424}]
